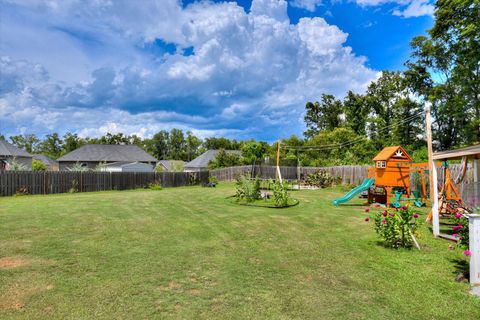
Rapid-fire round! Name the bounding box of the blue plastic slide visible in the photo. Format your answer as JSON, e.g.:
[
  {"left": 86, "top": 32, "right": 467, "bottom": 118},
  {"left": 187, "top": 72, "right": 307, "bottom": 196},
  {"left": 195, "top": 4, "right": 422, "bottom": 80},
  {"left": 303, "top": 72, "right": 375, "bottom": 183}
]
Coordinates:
[{"left": 332, "top": 178, "right": 375, "bottom": 206}]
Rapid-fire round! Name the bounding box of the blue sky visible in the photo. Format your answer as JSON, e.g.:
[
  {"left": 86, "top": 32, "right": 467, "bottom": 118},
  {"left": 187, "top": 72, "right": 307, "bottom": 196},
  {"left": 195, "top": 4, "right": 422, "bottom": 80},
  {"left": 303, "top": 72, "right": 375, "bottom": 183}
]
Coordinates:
[{"left": 0, "top": 0, "right": 434, "bottom": 142}]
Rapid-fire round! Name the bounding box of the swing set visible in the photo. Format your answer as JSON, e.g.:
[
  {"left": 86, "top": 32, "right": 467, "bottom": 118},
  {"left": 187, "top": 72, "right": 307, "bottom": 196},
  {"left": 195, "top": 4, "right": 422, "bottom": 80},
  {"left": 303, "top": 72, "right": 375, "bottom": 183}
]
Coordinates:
[{"left": 428, "top": 144, "right": 480, "bottom": 238}]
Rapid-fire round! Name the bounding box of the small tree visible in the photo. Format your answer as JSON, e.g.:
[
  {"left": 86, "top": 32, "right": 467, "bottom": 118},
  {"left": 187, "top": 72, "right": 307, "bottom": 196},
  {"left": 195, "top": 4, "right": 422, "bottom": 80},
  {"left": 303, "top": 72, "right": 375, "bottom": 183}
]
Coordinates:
[
  {"left": 95, "top": 161, "right": 107, "bottom": 171},
  {"left": 235, "top": 175, "right": 261, "bottom": 202},
  {"left": 8, "top": 158, "right": 29, "bottom": 171},
  {"left": 269, "top": 179, "right": 291, "bottom": 207},
  {"left": 208, "top": 149, "right": 241, "bottom": 169},
  {"left": 68, "top": 162, "right": 89, "bottom": 172},
  {"left": 32, "top": 159, "right": 47, "bottom": 171}
]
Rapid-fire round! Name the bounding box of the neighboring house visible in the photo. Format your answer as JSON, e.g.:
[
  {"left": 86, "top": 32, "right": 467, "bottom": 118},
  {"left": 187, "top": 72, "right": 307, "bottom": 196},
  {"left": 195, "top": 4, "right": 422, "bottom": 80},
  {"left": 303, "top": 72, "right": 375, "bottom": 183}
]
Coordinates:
[
  {"left": 0, "top": 139, "right": 32, "bottom": 171},
  {"left": 32, "top": 154, "right": 59, "bottom": 171},
  {"left": 100, "top": 162, "right": 154, "bottom": 173},
  {"left": 57, "top": 144, "right": 157, "bottom": 171},
  {"left": 184, "top": 150, "right": 242, "bottom": 172},
  {"left": 156, "top": 160, "right": 185, "bottom": 172}
]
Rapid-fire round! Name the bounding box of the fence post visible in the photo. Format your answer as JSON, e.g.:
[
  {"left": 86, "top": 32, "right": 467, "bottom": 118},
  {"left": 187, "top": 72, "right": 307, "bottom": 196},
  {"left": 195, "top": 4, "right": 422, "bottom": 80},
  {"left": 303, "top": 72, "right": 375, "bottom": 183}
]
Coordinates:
[
  {"left": 468, "top": 214, "right": 480, "bottom": 286},
  {"left": 43, "top": 171, "right": 47, "bottom": 195}
]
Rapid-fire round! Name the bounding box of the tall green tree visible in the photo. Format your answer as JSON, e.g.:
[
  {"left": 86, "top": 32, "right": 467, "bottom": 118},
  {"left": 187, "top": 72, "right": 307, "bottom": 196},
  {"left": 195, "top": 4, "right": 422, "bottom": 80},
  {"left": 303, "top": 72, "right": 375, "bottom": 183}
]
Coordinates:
[
  {"left": 203, "top": 137, "right": 241, "bottom": 150},
  {"left": 208, "top": 149, "right": 241, "bottom": 169},
  {"left": 405, "top": 0, "right": 480, "bottom": 148},
  {"left": 152, "top": 130, "right": 169, "bottom": 160},
  {"left": 304, "top": 94, "right": 344, "bottom": 138},
  {"left": 241, "top": 141, "right": 270, "bottom": 165},
  {"left": 343, "top": 91, "right": 369, "bottom": 136},
  {"left": 366, "top": 71, "right": 423, "bottom": 149},
  {"left": 305, "top": 128, "right": 376, "bottom": 167},
  {"left": 38, "top": 133, "right": 63, "bottom": 159},
  {"left": 185, "top": 131, "right": 202, "bottom": 161},
  {"left": 62, "top": 133, "right": 84, "bottom": 155},
  {"left": 167, "top": 128, "right": 186, "bottom": 160},
  {"left": 9, "top": 134, "right": 40, "bottom": 153},
  {"left": 99, "top": 133, "right": 129, "bottom": 145}
]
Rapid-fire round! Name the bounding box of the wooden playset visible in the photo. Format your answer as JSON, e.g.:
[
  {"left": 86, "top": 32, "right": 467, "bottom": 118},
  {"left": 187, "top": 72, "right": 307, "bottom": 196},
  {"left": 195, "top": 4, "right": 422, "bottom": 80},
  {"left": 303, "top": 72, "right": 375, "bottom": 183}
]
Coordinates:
[
  {"left": 333, "top": 145, "right": 429, "bottom": 207},
  {"left": 367, "top": 146, "right": 428, "bottom": 207}
]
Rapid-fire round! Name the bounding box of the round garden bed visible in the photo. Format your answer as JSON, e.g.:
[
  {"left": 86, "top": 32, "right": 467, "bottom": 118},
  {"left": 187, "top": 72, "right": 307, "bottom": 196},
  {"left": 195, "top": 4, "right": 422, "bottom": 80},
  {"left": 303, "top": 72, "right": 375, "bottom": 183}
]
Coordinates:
[{"left": 227, "top": 196, "right": 299, "bottom": 208}]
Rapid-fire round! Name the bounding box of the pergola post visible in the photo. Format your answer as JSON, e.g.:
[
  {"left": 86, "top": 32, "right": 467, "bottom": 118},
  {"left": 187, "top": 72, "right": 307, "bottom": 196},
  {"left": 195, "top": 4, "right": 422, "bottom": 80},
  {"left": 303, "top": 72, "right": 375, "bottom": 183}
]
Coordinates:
[
  {"left": 468, "top": 214, "right": 480, "bottom": 286},
  {"left": 431, "top": 160, "right": 440, "bottom": 236},
  {"left": 474, "top": 159, "right": 479, "bottom": 208},
  {"left": 426, "top": 103, "right": 440, "bottom": 236}
]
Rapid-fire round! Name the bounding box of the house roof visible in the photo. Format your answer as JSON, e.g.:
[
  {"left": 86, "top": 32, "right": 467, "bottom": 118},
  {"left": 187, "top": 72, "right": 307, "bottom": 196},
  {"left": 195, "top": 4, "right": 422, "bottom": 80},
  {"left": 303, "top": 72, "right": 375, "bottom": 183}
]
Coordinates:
[
  {"left": 33, "top": 154, "right": 57, "bottom": 166},
  {"left": 184, "top": 149, "right": 241, "bottom": 169},
  {"left": 373, "top": 146, "right": 412, "bottom": 162},
  {"left": 103, "top": 161, "right": 152, "bottom": 168},
  {"left": 157, "top": 160, "right": 185, "bottom": 171},
  {"left": 0, "top": 139, "right": 32, "bottom": 158},
  {"left": 432, "top": 144, "right": 480, "bottom": 160},
  {"left": 57, "top": 144, "right": 157, "bottom": 162}
]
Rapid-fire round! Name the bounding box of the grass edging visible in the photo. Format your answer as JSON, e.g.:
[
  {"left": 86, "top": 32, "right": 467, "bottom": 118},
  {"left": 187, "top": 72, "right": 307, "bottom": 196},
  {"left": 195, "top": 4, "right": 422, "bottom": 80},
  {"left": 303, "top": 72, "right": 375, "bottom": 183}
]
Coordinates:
[{"left": 226, "top": 195, "right": 300, "bottom": 208}]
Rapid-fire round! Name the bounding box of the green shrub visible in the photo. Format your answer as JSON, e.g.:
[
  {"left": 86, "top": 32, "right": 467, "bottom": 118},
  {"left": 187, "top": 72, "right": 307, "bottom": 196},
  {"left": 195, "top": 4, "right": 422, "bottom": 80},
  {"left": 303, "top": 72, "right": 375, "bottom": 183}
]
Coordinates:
[
  {"left": 269, "top": 180, "right": 291, "bottom": 207},
  {"left": 32, "top": 159, "right": 47, "bottom": 171},
  {"left": 305, "top": 170, "right": 333, "bottom": 188},
  {"left": 209, "top": 149, "right": 241, "bottom": 169},
  {"left": 68, "top": 179, "right": 78, "bottom": 193},
  {"left": 235, "top": 175, "right": 261, "bottom": 202},
  {"left": 8, "top": 158, "right": 29, "bottom": 171},
  {"left": 373, "top": 205, "right": 420, "bottom": 248},
  {"left": 208, "top": 175, "right": 219, "bottom": 184},
  {"left": 148, "top": 182, "right": 163, "bottom": 190},
  {"left": 68, "top": 162, "right": 89, "bottom": 172},
  {"left": 95, "top": 161, "right": 107, "bottom": 171}
]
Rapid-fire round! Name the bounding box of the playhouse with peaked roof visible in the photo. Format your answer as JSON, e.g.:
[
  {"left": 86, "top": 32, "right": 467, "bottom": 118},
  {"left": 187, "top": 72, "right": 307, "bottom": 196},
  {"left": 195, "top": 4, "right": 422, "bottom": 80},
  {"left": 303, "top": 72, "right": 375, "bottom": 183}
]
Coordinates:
[{"left": 368, "top": 146, "right": 414, "bottom": 206}]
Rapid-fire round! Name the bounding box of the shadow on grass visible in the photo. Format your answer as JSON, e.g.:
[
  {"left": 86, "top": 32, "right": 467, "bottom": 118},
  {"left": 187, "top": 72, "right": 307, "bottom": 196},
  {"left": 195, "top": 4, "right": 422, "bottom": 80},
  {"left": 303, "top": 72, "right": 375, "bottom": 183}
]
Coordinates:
[
  {"left": 335, "top": 203, "right": 368, "bottom": 207},
  {"left": 449, "top": 258, "right": 470, "bottom": 281}
]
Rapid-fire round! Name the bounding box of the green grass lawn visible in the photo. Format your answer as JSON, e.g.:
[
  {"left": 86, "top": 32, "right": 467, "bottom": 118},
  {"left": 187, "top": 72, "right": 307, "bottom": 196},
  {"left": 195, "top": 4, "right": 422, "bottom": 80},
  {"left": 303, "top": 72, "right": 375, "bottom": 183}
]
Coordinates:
[{"left": 1, "top": 184, "right": 479, "bottom": 319}]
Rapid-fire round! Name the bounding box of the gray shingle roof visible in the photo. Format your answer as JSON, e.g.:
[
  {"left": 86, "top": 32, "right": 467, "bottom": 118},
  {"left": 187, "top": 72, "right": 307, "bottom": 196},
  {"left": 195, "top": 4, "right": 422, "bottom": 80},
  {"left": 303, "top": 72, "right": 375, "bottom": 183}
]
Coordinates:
[
  {"left": 157, "top": 160, "right": 185, "bottom": 171},
  {"left": 0, "top": 140, "right": 32, "bottom": 157},
  {"left": 33, "top": 154, "right": 57, "bottom": 166},
  {"left": 57, "top": 144, "right": 157, "bottom": 162},
  {"left": 184, "top": 150, "right": 241, "bottom": 169},
  {"left": 103, "top": 161, "right": 152, "bottom": 168}
]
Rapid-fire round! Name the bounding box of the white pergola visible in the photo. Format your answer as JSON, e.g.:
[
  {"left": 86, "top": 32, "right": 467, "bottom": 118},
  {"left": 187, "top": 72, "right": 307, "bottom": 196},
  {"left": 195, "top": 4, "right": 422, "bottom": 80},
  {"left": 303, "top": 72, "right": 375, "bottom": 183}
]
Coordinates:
[{"left": 430, "top": 144, "right": 480, "bottom": 286}]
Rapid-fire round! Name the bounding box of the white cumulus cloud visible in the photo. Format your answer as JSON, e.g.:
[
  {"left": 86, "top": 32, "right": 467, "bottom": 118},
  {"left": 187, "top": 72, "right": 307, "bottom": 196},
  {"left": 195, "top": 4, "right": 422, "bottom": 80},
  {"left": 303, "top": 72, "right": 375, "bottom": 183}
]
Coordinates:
[
  {"left": 0, "top": 0, "right": 378, "bottom": 141},
  {"left": 290, "top": 0, "right": 323, "bottom": 12}
]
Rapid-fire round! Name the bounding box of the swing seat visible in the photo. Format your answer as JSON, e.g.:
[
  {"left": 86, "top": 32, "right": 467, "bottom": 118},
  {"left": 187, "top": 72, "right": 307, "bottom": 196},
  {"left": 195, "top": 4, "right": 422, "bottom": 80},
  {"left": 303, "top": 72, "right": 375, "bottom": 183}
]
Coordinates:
[{"left": 411, "top": 190, "right": 425, "bottom": 207}]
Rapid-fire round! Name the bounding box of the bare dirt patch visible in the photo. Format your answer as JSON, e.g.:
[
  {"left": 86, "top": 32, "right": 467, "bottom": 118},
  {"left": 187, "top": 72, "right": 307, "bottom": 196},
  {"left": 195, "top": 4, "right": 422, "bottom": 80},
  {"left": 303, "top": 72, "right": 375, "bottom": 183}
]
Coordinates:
[
  {"left": 159, "top": 281, "right": 183, "bottom": 291},
  {"left": 0, "top": 278, "right": 53, "bottom": 311},
  {"left": 0, "top": 281, "right": 50, "bottom": 311},
  {"left": 168, "top": 281, "right": 182, "bottom": 290},
  {"left": 190, "top": 289, "right": 201, "bottom": 296},
  {"left": 0, "top": 256, "right": 29, "bottom": 269}
]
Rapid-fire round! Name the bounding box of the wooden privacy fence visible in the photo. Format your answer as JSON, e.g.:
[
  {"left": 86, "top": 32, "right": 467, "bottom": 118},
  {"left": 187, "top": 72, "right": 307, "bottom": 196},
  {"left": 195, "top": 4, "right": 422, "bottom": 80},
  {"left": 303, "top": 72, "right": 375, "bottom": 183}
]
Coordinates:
[
  {"left": 210, "top": 164, "right": 473, "bottom": 191},
  {"left": 210, "top": 165, "right": 370, "bottom": 185},
  {"left": 0, "top": 171, "right": 209, "bottom": 196}
]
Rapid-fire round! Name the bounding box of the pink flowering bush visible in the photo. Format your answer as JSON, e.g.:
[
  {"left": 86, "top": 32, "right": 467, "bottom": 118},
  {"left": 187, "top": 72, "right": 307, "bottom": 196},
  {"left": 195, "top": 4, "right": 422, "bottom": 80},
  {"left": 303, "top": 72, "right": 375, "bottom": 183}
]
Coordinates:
[
  {"left": 452, "top": 214, "right": 469, "bottom": 248},
  {"left": 374, "top": 205, "right": 420, "bottom": 248},
  {"left": 449, "top": 197, "right": 479, "bottom": 254}
]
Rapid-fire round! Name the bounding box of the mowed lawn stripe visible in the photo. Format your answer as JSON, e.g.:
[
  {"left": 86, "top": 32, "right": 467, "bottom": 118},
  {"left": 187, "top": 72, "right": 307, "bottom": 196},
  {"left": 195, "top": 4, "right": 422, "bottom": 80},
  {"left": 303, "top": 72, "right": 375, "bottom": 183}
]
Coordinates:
[{"left": 0, "top": 185, "right": 479, "bottom": 319}]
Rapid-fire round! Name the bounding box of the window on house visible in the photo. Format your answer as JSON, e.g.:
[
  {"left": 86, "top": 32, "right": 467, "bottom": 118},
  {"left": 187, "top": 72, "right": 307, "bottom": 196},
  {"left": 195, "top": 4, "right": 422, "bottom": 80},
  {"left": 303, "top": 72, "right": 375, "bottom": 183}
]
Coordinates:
[{"left": 376, "top": 161, "right": 386, "bottom": 168}]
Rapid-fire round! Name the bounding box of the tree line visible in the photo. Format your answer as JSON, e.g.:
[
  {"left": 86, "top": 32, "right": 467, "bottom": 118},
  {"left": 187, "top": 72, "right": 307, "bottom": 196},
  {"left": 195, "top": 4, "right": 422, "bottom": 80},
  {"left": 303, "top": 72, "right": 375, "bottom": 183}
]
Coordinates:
[
  {"left": 0, "top": 130, "right": 244, "bottom": 163},
  {"left": 297, "top": 0, "right": 478, "bottom": 165},
  {"left": 2, "top": 1, "right": 478, "bottom": 169}
]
